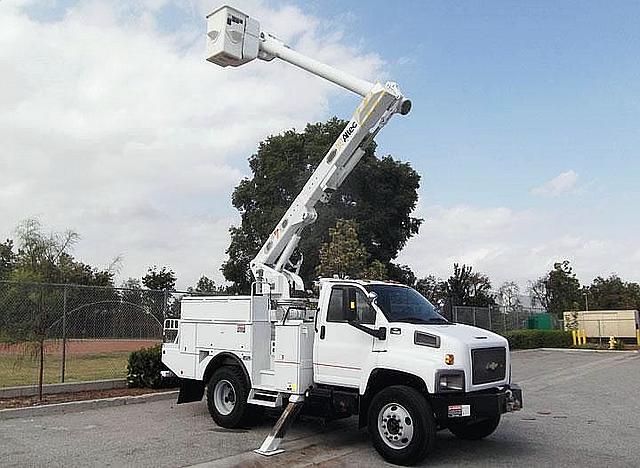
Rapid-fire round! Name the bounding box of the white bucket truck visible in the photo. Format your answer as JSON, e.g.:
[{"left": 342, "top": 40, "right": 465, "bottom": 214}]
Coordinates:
[{"left": 162, "top": 5, "right": 522, "bottom": 465}]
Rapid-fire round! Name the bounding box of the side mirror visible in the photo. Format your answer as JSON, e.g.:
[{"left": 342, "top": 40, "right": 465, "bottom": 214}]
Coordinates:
[{"left": 367, "top": 291, "right": 378, "bottom": 303}]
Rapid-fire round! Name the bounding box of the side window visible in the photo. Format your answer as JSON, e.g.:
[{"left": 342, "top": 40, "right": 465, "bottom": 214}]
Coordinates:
[
  {"left": 326, "top": 286, "right": 375, "bottom": 324},
  {"left": 327, "top": 287, "right": 345, "bottom": 322},
  {"left": 354, "top": 289, "right": 376, "bottom": 324}
]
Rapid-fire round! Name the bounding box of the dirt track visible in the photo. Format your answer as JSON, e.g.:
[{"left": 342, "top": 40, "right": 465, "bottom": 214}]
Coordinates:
[{"left": 0, "top": 339, "right": 160, "bottom": 355}]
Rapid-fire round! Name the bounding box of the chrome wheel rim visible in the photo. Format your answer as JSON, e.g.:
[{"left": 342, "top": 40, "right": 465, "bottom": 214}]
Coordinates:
[
  {"left": 213, "top": 379, "right": 236, "bottom": 415},
  {"left": 378, "top": 403, "right": 414, "bottom": 449}
]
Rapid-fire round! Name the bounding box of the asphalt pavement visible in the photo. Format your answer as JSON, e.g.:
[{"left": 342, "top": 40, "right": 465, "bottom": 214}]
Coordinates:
[{"left": 1, "top": 349, "right": 639, "bottom": 467}]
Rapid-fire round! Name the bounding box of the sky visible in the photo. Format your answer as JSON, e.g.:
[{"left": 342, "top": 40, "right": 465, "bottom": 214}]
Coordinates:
[{"left": 1, "top": 0, "right": 639, "bottom": 290}]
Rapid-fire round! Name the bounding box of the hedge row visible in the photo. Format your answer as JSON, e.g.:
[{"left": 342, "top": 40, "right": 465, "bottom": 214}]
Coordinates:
[
  {"left": 127, "top": 344, "right": 175, "bottom": 388},
  {"left": 502, "top": 329, "right": 573, "bottom": 349}
]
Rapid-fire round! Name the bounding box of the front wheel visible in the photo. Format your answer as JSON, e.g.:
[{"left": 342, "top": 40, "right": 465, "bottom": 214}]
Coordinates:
[
  {"left": 448, "top": 415, "right": 501, "bottom": 440},
  {"left": 368, "top": 385, "right": 436, "bottom": 466}
]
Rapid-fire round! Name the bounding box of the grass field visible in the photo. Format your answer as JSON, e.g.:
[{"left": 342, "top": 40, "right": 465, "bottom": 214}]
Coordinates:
[{"left": 0, "top": 351, "right": 131, "bottom": 388}]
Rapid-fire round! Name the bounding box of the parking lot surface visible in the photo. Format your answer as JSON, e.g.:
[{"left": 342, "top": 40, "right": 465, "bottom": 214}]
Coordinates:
[{"left": 1, "top": 349, "right": 639, "bottom": 467}]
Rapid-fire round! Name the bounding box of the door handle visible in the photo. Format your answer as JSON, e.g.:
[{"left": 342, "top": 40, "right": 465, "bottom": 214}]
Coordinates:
[{"left": 320, "top": 325, "right": 326, "bottom": 339}]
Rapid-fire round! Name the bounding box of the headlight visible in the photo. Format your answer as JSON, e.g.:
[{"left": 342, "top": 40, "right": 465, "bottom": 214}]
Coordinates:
[{"left": 436, "top": 370, "right": 465, "bottom": 393}]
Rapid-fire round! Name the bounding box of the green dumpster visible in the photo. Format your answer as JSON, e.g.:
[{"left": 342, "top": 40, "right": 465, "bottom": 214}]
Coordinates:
[{"left": 527, "top": 313, "right": 553, "bottom": 330}]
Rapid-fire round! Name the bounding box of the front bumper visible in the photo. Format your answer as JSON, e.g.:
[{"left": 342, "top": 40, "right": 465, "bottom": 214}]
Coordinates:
[{"left": 430, "top": 384, "right": 523, "bottom": 422}]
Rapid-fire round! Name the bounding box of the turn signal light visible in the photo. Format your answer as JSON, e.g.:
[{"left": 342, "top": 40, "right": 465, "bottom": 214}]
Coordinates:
[{"left": 444, "top": 354, "right": 455, "bottom": 365}]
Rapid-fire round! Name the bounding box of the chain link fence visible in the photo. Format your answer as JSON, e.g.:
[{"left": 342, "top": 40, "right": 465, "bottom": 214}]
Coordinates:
[
  {"left": 441, "top": 305, "right": 561, "bottom": 334},
  {"left": 0, "top": 280, "right": 195, "bottom": 390}
]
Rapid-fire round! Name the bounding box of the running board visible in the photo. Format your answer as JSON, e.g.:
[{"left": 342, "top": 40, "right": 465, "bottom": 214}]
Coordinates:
[
  {"left": 255, "top": 395, "right": 305, "bottom": 456},
  {"left": 247, "top": 389, "right": 283, "bottom": 408}
]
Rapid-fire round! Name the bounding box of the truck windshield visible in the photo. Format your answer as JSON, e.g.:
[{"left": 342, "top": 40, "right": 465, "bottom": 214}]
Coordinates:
[{"left": 365, "top": 285, "right": 448, "bottom": 324}]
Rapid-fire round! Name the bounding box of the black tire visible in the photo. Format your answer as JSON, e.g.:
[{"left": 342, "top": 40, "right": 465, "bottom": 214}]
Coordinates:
[
  {"left": 448, "top": 415, "right": 501, "bottom": 440},
  {"left": 206, "top": 366, "right": 260, "bottom": 428},
  {"left": 367, "top": 385, "right": 436, "bottom": 466}
]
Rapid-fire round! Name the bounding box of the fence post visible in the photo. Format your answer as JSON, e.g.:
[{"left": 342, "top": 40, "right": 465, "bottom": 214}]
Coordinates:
[
  {"left": 38, "top": 286, "right": 45, "bottom": 400},
  {"left": 472, "top": 307, "right": 477, "bottom": 326},
  {"left": 488, "top": 307, "right": 492, "bottom": 331},
  {"left": 61, "top": 285, "right": 67, "bottom": 383},
  {"left": 163, "top": 288, "right": 169, "bottom": 322}
]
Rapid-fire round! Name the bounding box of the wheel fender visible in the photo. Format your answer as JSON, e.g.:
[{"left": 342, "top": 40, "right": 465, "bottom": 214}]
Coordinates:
[
  {"left": 358, "top": 368, "right": 430, "bottom": 428},
  {"left": 202, "top": 352, "right": 252, "bottom": 391}
]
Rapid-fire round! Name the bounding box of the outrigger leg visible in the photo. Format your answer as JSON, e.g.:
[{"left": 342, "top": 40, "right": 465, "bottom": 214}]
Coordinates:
[{"left": 254, "top": 395, "right": 305, "bottom": 456}]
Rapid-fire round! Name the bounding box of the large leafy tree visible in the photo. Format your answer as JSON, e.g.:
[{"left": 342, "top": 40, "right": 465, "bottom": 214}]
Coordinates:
[
  {"left": 442, "top": 263, "right": 495, "bottom": 308},
  {"left": 415, "top": 275, "right": 446, "bottom": 307},
  {"left": 585, "top": 275, "right": 640, "bottom": 310},
  {"left": 222, "top": 118, "right": 422, "bottom": 293},
  {"left": 529, "top": 260, "right": 581, "bottom": 317},
  {"left": 142, "top": 266, "right": 176, "bottom": 291}
]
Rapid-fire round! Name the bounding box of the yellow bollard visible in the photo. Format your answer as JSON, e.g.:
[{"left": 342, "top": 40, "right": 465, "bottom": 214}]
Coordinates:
[
  {"left": 608, "top": 336, "right": 616, "bottom": 350},
  {"left": 572, "top": 330, "right": 577, "bottom": 346},
  {"left": 580, "top": 330, "right": 587, "bottom": 345}
]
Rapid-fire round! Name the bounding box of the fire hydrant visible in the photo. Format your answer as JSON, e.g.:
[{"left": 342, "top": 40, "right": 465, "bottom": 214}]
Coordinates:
[{"left": 608, "top": 336, "right": 618, "bottom": 349}]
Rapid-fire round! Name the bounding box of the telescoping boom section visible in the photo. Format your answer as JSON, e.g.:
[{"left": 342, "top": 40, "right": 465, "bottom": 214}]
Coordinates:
[
  {"left": 205, "top": 5, "right": 411, "bottom": 298},
  {"left": 251, "top": 82, "right": 410, "bottom": 297}
]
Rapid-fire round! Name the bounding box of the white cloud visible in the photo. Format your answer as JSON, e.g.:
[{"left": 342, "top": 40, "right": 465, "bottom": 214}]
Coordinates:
[
  {"left": 531, "top": 170, "right": 579, "bottom": 197},
  {"left": 397, "top": 203, "right": 640, "bottom": 288},
  {"left": 0, "top": 0, "right": 382, "bottom": 288}
]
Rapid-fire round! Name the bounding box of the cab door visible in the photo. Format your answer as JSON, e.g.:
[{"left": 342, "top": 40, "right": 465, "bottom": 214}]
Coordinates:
[{"left": 313, "top": 284, "right": 376, "bottom": 388}]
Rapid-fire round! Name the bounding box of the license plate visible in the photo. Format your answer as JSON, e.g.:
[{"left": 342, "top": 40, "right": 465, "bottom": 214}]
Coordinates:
[{"left": 448, "top": 404, "right": 471, "bottom": 418}]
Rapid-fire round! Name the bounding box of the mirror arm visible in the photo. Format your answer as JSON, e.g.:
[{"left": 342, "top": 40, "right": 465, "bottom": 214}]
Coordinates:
[{"left": 347, "top": 321, "right": 387, "bottom": 340}]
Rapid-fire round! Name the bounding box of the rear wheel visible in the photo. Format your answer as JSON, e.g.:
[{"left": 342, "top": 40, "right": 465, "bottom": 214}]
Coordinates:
[
  {"left": 448, "top": 415, "right": 501, "bottom": 440},
  {"left": 206, "top": 366, "right": 260, "bottom": 428},
  {"left": 367, "top": 385, "right": 436, "bottom": 466}
]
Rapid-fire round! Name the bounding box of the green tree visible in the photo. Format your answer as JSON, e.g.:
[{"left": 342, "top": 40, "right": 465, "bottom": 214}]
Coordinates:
[
  {"left": 316, "top": 219, "right": 387, "bottom": 280},
  {"left": 585, "top": 275, "right": 640, "bottom": 310},
  {"left": 191, "top": 275, "right": 217, "bottom": 293},
  {"left": 142, "top": 266, "right": 176, "bottom": 291},
  {"left": 187, "top": 275, "right": 230, "bottom": 294},
  {"left": 387, "top": 263, "right": 417, "bottom": 286},
  {"left": 0, "top": 239, "right": 16, "bottom": 279},
  {"left": 443, "top": 263, "right": 495, "bottom": 307},
  {"left": 529, "top": 261, "right": 581, "bottom": 317},
  {"left": 415, "top": 275, "right": 446, "bottom": 307},
  {"left": 222, "top": 118, "right": 422, "bottom": 293}
]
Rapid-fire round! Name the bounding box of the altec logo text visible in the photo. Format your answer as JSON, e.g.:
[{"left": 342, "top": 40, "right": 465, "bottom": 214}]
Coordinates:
[{"left": 342, "top": 121, "right": 358, "bottom": 142}]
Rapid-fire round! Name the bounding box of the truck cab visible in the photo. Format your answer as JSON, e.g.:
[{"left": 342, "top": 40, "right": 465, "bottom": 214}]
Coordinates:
[{"left": 315, "top": 278, "right": 513, "bottom": 396}]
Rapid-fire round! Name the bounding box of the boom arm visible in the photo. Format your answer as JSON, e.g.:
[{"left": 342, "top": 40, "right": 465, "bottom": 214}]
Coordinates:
[{"left": 206, "top": 6, "right": 411, "bottom": 297}]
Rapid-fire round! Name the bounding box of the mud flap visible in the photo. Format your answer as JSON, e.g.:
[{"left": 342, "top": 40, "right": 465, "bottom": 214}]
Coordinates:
[{"left": 177, "top": 378, "right": 205, "bottom": 404}]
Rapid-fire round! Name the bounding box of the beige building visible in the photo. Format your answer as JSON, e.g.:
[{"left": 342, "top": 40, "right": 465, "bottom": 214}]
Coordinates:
[{"left": 563, "top": 310, "right": 639, "bottom": 338}]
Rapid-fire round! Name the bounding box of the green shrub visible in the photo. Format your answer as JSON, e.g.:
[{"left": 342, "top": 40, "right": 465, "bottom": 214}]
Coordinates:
[
  {"left": 127, "top": 344, "right": 169, "bottom": 388},
  {"left": 502, "top": 329, "right": 572, "bottom": 349}
]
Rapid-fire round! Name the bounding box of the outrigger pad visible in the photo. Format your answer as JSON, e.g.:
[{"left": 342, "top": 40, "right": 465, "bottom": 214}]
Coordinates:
[{"left": 177, "top": 379, "right": 205, "bottom": 404}]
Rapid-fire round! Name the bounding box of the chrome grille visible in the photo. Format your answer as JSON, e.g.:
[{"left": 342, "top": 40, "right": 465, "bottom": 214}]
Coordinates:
[{"left": 471, "top": 347, "right": 506, "bottom": 385}]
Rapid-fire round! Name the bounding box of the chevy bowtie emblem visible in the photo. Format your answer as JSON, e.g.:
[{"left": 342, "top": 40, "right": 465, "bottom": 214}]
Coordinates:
[{"left": 486, "top": 361, "right": 500, "bottom": 371}]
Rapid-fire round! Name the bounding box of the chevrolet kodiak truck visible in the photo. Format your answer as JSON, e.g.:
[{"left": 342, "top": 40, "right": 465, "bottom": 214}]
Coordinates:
[{"left": 161, "top": 5, "right": 522, "bottom": 466}]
